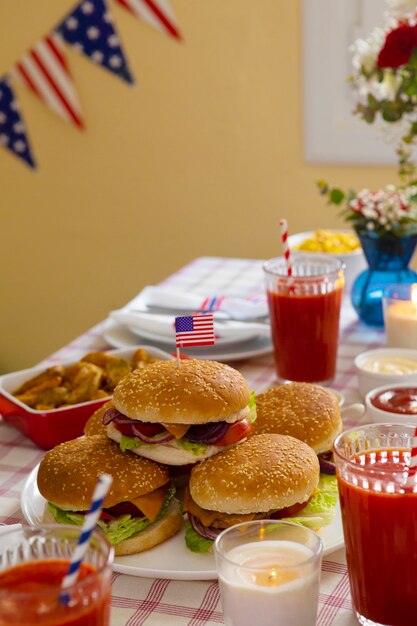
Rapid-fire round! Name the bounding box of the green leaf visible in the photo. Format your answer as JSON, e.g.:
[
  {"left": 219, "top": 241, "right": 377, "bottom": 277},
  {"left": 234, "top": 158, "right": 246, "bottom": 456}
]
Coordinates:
[
  {"left": 184, "top": 521, "right": 213, "bottom": 553},
  {"left": 329, "top": 188, "right": 345, "bottom": 205}
]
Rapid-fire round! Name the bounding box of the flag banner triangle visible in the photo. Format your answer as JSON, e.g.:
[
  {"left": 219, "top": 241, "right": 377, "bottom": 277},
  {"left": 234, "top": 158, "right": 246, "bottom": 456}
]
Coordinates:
[
  {"left": 57, "top": 0, "right": 135, "bottom": 85},
  {"left": 113, "top": 0, "right": 181, "bottom": 40},
  {"left": 0, "top": 77, "right": 36, "bottom": 169},
  {"left": 14, "top": 33, "right": 84, "bottom": 129}
]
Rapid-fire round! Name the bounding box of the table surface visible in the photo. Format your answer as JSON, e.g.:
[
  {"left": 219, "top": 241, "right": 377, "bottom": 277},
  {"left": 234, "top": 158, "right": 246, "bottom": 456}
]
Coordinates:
[{"left": 0, "top": 256, "right": 385, "bottom": 626}]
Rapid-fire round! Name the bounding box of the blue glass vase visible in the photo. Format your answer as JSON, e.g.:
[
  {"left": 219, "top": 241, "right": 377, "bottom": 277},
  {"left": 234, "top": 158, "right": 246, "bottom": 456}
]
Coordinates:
[{"left": 351, "top": 232, "right": 417, "bottom": 327}]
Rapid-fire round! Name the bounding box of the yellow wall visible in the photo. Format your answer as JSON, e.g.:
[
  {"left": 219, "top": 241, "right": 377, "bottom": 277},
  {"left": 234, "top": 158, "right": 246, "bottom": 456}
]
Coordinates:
[{"left": 0, "top": 0, "right": 395, "bottom": 373}]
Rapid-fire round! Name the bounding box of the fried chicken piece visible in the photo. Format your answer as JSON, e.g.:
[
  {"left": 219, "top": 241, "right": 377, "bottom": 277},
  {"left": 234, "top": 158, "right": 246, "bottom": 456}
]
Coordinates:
[
  {"left": 63, "top": 362, "right": 104, "bottom": 404},
  {"left": 12, "top": 366, "right": 65, "bottom": 396},
  {"left": 15, "top": 378, "right": 69, "bottom": 409},
  {"left": 131, "top": 348, "right": 158, "bottom": 370},
  {"left": 81, "top": 352, "right": 130, "bottom": 391}
]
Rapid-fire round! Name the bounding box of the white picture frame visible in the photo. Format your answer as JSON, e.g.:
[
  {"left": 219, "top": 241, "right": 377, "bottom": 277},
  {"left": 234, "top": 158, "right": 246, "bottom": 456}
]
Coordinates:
[{"left": 302, "top": 0, "right": 397, "bottom": 164}]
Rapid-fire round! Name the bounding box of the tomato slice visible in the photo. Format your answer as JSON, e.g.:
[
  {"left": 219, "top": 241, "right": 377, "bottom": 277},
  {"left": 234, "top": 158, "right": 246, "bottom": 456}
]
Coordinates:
[
  {"left": 214, "top": 419, "right": 253, "bottom": 446},
  {"left": 115, "top": 421, "right": 166, "bottom": 437}
]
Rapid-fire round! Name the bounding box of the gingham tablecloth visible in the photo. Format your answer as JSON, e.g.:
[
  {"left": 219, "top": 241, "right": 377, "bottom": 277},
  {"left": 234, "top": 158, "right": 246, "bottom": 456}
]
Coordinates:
[{"left": 0, "top": 257, "right": 385, "bottom": 626}]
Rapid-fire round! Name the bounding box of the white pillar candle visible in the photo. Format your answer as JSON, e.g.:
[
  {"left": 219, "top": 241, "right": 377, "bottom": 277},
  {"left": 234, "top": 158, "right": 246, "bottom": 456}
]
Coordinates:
[
  {"left": 386, "top": 300, "right": 417, "bottom": 349},
  {"left": 218, "top": 540, "right": 320, "bottom": 626}
]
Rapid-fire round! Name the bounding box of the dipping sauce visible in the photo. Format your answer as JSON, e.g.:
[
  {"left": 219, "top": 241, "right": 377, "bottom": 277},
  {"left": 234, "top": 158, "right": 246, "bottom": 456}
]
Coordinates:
[
  {"left": 338, "top": 448, "right": 417, "bottom": 626},
  {"left": 0, "top": 559, "right": 110, "bottom": 626},
  {"left": 371, "top": 387, "right": 417, "bottom": 414},
  {"left": 361, "top": 356, "right": 417, "bottom": 375}
]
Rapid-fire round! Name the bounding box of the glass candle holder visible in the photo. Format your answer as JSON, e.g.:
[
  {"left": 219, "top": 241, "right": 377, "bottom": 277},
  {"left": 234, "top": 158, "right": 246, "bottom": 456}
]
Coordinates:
[{"left": 214, "top": 520, "right": 323, "bottom": 626}]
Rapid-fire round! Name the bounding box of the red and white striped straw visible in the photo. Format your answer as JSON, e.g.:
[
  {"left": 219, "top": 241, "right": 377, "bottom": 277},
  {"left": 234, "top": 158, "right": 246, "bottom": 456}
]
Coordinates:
[
  {"left": 279, "top": 218, "right": 295, "bottom": 294},
  {"left": 279, "top": 219, "right": 293, "bottom": 278},
  {"left": 406, "top": 430, "right": 417, "bottom": 489}
]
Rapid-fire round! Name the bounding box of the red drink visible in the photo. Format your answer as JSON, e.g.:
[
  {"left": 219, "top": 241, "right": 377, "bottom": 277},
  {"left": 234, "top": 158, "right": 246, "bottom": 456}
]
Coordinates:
[
  {"left": 0, "top": 560, "right": 110, "bottom": 626},
  {"left": 267, "top": 286, "right": 342, "bottom": 383},
  {"left": 335, "top": 425, "right": 417, "bottom": 626},
  {"left": 263, "top": 255, "right": 344, "bottom": 384}
]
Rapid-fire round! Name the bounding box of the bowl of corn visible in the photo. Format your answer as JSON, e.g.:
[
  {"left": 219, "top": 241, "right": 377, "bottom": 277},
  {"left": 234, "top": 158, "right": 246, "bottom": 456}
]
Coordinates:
[{"left": 287, "top": 229, "right": 366, "bottom": 292}]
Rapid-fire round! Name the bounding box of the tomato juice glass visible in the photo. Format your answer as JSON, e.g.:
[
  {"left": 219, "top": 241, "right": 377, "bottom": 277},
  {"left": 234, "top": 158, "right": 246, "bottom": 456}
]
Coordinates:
[
  {"left": 0, "top": 524, "right": 113, "bottom": 626},
  {"left": 263, "top": 255, "right": 344, "bottom": 384},
  {"left": 334, "top": 423, "right": 417, "bottom": 626}
]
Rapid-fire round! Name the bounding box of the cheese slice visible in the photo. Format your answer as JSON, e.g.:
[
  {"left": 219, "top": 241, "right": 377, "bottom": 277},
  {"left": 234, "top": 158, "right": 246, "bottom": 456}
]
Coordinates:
[
  {"left": 130, "top": 485, "right": 167, "bottom": 522},
  {"left": 163, "top": 423, "right": 190, "bottom": 439}
]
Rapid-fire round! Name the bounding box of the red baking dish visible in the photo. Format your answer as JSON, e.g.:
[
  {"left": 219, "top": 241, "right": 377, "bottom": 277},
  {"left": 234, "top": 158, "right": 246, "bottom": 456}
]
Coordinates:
[{"left": 0, "top": 346, "right": 173, "bottom": 450}]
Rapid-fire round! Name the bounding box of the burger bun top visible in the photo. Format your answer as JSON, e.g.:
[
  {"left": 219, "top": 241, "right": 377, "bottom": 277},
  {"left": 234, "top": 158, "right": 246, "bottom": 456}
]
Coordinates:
[
  {"left": 112, "top": 359, "right": 251, "bottom": 424},
  {"left": 37, "top": 434, "right": 170, "bottom": 510},
  {"left": 253, "top": 382, "right": 342, "bottom": 454}
]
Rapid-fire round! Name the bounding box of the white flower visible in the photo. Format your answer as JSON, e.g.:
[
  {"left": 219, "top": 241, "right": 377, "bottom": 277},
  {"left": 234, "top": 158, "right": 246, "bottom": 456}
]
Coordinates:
[
  {"left": 380, "top": 69, "right": 402, "bottom": 100},
  {"left": 367, "top": 222, "right": 375, "bottom": 230}
]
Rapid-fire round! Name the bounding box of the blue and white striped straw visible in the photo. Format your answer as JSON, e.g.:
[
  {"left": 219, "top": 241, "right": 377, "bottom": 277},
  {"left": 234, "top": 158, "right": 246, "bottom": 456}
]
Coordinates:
[{"left": 60, "top": 473, "right": 113, "bottom": 605}]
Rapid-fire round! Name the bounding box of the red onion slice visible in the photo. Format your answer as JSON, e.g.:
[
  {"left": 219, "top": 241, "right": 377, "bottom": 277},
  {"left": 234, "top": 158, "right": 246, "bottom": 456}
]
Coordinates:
[
  {"left": 318, "top": 454, "right": 336, "bottom": 475},
  {"left": 187, "top": 513, "right": 222, "bottom": 541},
  {"left": 102, "top": 408, "right": 125, "bottom": 425},
  {"left": 186, "top": 422, "right": 229, "bottom": 444},
  {"left": 130, "top": 424, "right": 174, "bottom": 445}
]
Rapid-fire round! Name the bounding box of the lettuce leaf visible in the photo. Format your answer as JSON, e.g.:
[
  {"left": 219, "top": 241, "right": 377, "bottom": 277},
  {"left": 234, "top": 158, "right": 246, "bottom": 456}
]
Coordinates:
[
  {"left": 248, "top": 391, "right": 257, "bottom": 423},
  {"left": 119, "top": 435, "right": 143, "bottom": 452},
  {"left": 47, "top": 484, "right": 176, "bottom": 545},
  {"left": 281, "top": 474, "right": 338, "bottom": 531},
  {"left": 181, "top": 438, "right": 208, "bottom": 456},
  {"left": 184, "top": 521, "right": 214, "bottom": 553}
]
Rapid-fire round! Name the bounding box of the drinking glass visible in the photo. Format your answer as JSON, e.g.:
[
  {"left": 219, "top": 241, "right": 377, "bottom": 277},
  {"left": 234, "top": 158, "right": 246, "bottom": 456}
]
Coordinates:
[
  {"left": 263, "top": 255, "right": 344, "bottom": 384},
  {"left": 334, "top": 423, "right": 417, "bottom": 626},
  {"left": 214, "top": 520, "right": 323, "bottom": 626},
  {"left": 0, "top": 524, "right": 113, "bottom": 626}
]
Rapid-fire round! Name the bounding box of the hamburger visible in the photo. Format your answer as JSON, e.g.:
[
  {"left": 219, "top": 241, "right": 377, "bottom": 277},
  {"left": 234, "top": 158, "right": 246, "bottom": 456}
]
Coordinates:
[
  {"left": 37, "top": 434, "right": 183, "bottom": 555},
  {"left": 253, "top": 382, "right": 342, "bottom": 473},
  {"left": 84, "top": 401, "right": 113, "bottom": 436},
  {"left": 183, "top": 434, "right": 337, "bottom": 552},
  {"left": 104, "top": 359, "right": 256, "bottom": 465}
]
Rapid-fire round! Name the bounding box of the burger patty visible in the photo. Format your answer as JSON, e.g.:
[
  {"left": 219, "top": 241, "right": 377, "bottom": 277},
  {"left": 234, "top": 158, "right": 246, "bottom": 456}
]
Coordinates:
[{"left": 184, "top": 488, "right": 312, "bottom": 529}]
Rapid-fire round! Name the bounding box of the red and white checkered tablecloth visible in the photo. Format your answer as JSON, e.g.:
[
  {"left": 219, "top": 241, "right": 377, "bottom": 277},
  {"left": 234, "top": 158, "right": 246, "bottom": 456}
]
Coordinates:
[{"left": 0, "top": 257, "right": 385, "bottom": 626}]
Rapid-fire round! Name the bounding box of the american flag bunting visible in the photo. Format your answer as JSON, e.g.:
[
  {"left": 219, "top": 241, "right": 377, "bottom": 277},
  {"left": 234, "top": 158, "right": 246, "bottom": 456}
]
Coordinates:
[
  {"left": 57, "top": 0, "right": 134, "bottom": 85},
  {"left": 114, "top": 0, "right": 181, "bottom": 39},
  {"left": 175, "top": 314, "right": 215, "bottom": 348},
  {"left": 0, "top": 78, "right": 36, "bottom": 168},
  {"left": 15, "top": 33, "right": 84, "bottom": 129}
]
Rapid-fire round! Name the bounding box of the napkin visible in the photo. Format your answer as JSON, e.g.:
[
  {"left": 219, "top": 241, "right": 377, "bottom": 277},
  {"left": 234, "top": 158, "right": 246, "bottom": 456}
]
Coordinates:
[
  {"left": 110, "top": 310, "right": 271, "bottom": 341},
  {"left": 0, "top": 523, "right": 22, "bottom": 536},
  {"left": 137, "top": 286, "right": 268, "bottom": 321}
]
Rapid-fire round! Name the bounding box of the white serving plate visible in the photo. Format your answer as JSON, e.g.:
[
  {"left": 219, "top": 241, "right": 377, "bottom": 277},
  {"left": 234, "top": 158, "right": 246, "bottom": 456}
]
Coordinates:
[
  {"left": 21, "top": 465, "right": 344, "bottom": 580},
  {"left": 102, "top": 320, "right": 273, "bottom": 362}
]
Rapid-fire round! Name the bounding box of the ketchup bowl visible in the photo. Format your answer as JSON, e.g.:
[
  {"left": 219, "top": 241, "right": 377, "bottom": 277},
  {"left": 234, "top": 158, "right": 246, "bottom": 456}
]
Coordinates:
[{"left": 365, "top": 382, "right": 417, "bottom": 424}]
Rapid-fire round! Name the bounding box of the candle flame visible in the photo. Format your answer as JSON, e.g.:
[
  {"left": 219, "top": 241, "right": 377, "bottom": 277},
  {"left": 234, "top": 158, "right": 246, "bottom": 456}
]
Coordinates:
[{"left": 412, "top": 284, "right": 417, "bottom": 306}]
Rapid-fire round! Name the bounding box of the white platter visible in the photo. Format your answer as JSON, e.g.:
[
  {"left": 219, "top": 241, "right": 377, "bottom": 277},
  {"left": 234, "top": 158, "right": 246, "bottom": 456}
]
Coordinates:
[
  {"left": 102, "top": 320, "right": 273, "bottom": 363},
  {"left": 21, "top": 465, "right": 344, "bottom": 580}
]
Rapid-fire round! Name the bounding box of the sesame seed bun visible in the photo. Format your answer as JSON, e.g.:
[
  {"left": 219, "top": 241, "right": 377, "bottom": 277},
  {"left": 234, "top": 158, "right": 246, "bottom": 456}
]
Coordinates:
[
  {"left": 189, "top": 434, "right": 320, "bottom": 514},
  {"left": 84, "top": 401, "right": 113, "bottom": 437},
  {"left": 37, "top": 434, "right": 170, "bottom": 510},
  {"left": 112, "top": 359, "right": 251, "bottom": 425},
  {"left": 253, "top": 383, "right": 342, "bottom": 454}
]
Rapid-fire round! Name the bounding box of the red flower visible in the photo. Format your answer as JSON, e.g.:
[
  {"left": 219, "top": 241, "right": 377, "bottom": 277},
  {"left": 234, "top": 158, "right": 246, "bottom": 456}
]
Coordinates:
[{"left": 377, "top": 24, "right": 417, "bottom": 68}]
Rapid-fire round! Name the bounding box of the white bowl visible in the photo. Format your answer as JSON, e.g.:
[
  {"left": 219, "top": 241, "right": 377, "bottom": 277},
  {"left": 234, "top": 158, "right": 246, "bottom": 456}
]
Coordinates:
[
  {"left": 288, "top": 229, "right": 366, "bottom": 293},
  {"left": 355, "top": 348, "right": 417, "bottom": 399},
  {"left": 365, "top": 381, "right": 417, "bottom": 425}
]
